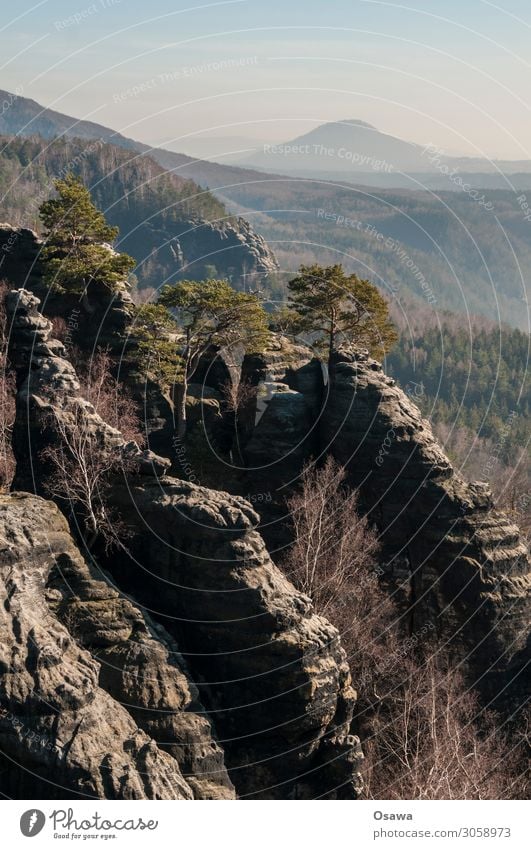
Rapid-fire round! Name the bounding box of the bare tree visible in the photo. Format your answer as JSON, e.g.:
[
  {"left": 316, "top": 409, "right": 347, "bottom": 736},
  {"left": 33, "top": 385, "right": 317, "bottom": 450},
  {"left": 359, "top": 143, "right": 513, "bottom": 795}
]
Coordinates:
[
  {"left": 40, "top": 350, "right": 142, "bottom": 548},
  {"left": 283, "top": 456, "right": 385, "bottom": 617},
  {"left": 282, "top": 456, "right": 528, "bottom": 800},
  {"left": 72, "top": 346, "right": 144, "bottom": 445},
  {"left": 41, "top": 403, "right": 129, "bottom": 549},
  {"left": 219, "top": 377, "right": 258, "bottom": 463},
  {"left": 364, "top": 656, "right": 528, "bottom": 800},
  {"left": 282, "top": 457, "right": 397, "bottom": 706}
]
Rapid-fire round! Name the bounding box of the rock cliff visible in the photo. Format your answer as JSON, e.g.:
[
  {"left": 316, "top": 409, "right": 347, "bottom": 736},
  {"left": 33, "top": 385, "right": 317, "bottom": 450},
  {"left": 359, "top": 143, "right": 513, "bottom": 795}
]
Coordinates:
[
  {"left": 219, "top": 343, "right": 529, "bottom": 708},
  {"left": 3, "top": 288, "right": 363, "bottom": 799},
  {"left": 321, "top": 351, "right": 530, "bottom": 705},
  {"left": 0, "top": 492, "right": 229, "bottom": 800}
]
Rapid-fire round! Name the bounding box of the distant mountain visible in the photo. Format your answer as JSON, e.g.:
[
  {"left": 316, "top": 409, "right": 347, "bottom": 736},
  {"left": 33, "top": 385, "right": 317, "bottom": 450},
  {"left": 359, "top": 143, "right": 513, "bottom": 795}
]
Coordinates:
[
  {"left": 0, "top": 89, "right": 281, "bottom": 193},
  {"left": 241, "top": 118, "right": 531, "bottom": 185},
  {"left": 2, "top": 90, "right": 531, "bottom": 194},
  {"left": 1, "top": 90, "right": 530, "bottom": 328},
  {"left": 243, "top": 118, "right": 433, "bottom": 174}
]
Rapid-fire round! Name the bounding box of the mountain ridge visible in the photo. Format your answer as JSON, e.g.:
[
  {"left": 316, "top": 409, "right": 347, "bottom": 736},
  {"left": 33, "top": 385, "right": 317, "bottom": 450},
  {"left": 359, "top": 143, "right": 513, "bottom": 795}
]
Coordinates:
[{"left": 3, "top": 90, "right": 531, "bottom": 193}]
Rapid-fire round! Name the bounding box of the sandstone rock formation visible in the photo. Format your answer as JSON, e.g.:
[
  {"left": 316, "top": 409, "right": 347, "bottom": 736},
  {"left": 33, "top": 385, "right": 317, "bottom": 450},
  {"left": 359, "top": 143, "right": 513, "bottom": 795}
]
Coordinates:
[
  {"left": 8, "top": 278, "right": 527, "bottom": 712},
  {"left": 219, "top": 343, "right": 529, "bottom": 708},
  {"left": 163, "top": 215, "right": 278, "bottom": 280},
  {"left": 0, "top": 492, "right": 219, "bottom": 800},
  {"left": 321, "top": 350, "right": 530, "bottom": 706},
  {"left": 108, "top": 478, "right": 363, "bottom": 799},
  {"left": 241, "top": 336, "right": 322, "bottom": 486},
  {"left": 0, "top": 212, "right": 278, "bottom": 308},
  {"left": 4, "top": 288, "right": 363, "bottom": 799}
]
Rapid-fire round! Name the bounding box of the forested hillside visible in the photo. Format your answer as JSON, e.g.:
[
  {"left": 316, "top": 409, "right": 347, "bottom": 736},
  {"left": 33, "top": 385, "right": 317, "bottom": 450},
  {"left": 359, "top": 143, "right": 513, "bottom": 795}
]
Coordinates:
[
  {"left": 219, "top": 179, "right": 531, "bottom": 330},
  {"left": 386, "top": 314, "right": 529, "bottom": 527},
  {"left": 0, "top": 135, "right": 276, "bottom": 289}
]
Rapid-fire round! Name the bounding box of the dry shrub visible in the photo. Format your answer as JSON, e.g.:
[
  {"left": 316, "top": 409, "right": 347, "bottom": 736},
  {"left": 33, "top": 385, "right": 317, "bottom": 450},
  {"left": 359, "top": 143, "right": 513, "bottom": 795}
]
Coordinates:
[
  {"left": 220, "top": 377, "right": 258, "bottom": 462},
  {"left": 50, "top": 315, "right": 68, "bottom": 342},
  {"left": 72, "top": 346, "right": 144, "bottom": 445},
  {"left": 363, "top": 656, "right": 529, "bottom": 800},
  {"left": 283, "top": 457, "right": 395, "bottom": 701},
  {"left": 42, "top": 346, "right": 143, "bottom": 549}
]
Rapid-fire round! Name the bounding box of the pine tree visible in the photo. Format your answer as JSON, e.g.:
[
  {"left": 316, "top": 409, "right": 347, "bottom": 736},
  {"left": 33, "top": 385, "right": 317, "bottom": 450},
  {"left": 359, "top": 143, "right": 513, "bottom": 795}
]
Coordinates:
[
  {"left": 285, "top": 263, "right": 397, "bottom": 367},
  {"left": 39, "top": 173, "right": 135, "bottom": 294},
  {"left": 158, "top": 278, "right": 270, "bottom": 436}
]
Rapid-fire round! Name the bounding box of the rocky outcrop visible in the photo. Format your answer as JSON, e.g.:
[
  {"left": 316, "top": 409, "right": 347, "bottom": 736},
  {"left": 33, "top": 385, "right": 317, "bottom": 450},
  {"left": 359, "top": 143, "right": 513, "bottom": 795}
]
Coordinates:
[
  {"left": 0, "top": 492, "right": 219, "bottom": 800},
  {"left": 107, "top": 478, "right": 362, "bottom": 799},
  {"left": 240, "top": 337, "right": 323, "bottom": 495},
  {"left": 44, "top": 500, "right": 234, "bottom": 801},
  {"left": 321, "top": 350, "right": 530, "bottom": 706},
  {"left": 5, "top": 288, "right": 162, "bottom": 494},
  {"left": 0, "top": 226, "right": 185, "bottom": 464},
  {"left": 194, "top": 338, "right": 529, "bottom": 709},
  {"left": 4, "top": 288, "right": 363, "bottom": 799},
  {"left": 0, "top": 193, "right": 278, "bottom": 303},
  {"left": 0, "top": 225, "right": 136, "bottom": 352},
  {"left": 160, "top": 215, "right": 278, "bottom": 281}
]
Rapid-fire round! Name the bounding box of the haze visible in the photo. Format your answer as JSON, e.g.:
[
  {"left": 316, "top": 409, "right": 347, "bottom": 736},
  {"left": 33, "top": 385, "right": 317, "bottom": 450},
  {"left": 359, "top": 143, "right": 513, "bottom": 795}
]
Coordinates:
[{"left": 3, "top": 0, "right": 531, "bottom": 161}]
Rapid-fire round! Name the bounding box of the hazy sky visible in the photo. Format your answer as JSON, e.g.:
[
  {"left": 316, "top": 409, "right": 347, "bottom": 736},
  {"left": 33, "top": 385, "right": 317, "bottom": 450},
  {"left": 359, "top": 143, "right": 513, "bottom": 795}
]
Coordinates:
[{"left": 3, "top": 0, "right": 531, "bottom": 160}]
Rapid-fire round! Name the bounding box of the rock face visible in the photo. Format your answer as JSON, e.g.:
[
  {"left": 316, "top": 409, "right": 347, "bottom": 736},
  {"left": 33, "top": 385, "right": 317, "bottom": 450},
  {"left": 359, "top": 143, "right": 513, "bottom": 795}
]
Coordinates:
[
  {"left": 321, "top": 350, "right": 530, "bottom": 706},
  {"left": 0, "top": 210, "right": 278, "bottom": 302},
  {"left": 194, "top": 340, "right": 529, "bottom": 709},
  {"left": 108, "top": 479, "right": 362, "bottom": 799},
  {"left": 0, "top": 225, "right": 183, "bottom": 463},
  {"left": 0, "top": 492, "right": 231, "bottom": 800},
  {"left": 4, "top": 288, "right": 363, "bottom": 799},
  {"left": 158, "top": 215, "right": 278, "bottom": 281},
  {"left": 5, "top": 288, "right": 152, "bottom": 494},
  {"left": 240, "top": 337, "right": 323, "bottom": 494}
]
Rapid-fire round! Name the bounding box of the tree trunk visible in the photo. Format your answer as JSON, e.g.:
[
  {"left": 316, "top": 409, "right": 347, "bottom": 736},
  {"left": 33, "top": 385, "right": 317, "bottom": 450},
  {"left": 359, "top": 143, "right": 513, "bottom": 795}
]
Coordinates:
[
  {"left": 328, "top": 318, "right": 336, "bottom": 379},
  {"left": 175, "top": 380, "right": 187, "bottom": 438}
]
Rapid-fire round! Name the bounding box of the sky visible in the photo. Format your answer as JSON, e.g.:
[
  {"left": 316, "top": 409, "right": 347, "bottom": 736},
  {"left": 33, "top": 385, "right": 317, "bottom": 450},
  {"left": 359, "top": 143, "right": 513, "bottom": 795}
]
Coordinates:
[{"left": 3, "top": 0, "right": 531, "bottom": 160}]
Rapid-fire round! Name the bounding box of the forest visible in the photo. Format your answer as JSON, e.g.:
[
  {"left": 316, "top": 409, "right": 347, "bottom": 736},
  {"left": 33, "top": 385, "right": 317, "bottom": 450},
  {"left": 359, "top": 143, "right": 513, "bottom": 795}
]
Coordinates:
[{"left": 218, "top": 178, "right": 531, "bottom": 330}]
